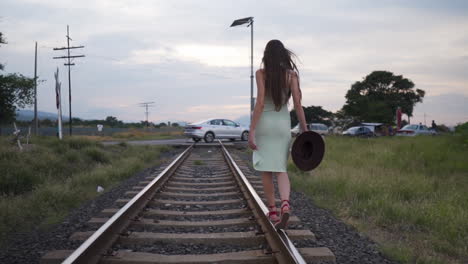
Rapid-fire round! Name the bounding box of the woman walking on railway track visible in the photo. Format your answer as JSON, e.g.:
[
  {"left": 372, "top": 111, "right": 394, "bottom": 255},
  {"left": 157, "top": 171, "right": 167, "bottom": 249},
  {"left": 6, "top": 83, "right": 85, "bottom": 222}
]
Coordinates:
[{"left": 248, "top": 39, "right": 308, "bottom": 229}]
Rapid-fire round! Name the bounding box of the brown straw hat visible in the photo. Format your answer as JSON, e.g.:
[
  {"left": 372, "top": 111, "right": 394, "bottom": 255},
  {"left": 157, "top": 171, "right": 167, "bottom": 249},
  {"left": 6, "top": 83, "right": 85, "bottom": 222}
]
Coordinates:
[{"left": 291, "top": 131, "right": 325, "bottom": 171}]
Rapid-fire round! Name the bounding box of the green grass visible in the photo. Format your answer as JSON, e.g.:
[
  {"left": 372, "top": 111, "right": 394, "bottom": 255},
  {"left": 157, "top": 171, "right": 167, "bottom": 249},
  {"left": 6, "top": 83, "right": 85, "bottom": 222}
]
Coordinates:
[
  {"left": 289, "top": 135, "right": 468, "bottom": 264},
  {"left": 0, "top": 136, "right": 172, "bottom": 247}
]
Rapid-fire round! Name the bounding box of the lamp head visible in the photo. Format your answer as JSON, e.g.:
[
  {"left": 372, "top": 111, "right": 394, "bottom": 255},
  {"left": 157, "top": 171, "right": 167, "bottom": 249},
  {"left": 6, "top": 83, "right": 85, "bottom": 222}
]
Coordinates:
[{"left": 230, "top": 17, "right": 253, "bottom": 27}]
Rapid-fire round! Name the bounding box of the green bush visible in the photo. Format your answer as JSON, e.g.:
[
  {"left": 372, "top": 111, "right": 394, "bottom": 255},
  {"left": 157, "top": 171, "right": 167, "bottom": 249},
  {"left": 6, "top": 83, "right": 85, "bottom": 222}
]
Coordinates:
[
  {"left": 455, "top": 122, "right": 468, "bottom": 146},
  {"left": 0, "top": 137, "right": 141, "bottom": 195},
  {"left": 84, "top": 147, "right": 110, "bottom": 164},
  {"left": 65, "top": 137, "right": 100, "bottom": 150},
  {"left": 455, "top": 122, "right": 468, "bottom": 133},
  {"left": 290, "top": 135, "right": 468, "bottom": 263},
  {"left": 0, "top": 136, "right": 170, "bottom": 246}
]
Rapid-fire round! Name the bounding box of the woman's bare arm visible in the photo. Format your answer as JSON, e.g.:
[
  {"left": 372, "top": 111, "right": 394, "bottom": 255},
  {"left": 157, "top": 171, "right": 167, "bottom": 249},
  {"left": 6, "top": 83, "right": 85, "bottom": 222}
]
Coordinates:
[
  {"left": 248, "top": 69, "right": 266, "bottom": 149},
  {"left": 290, "top": 72, "right": 308, "bottom": 132}
]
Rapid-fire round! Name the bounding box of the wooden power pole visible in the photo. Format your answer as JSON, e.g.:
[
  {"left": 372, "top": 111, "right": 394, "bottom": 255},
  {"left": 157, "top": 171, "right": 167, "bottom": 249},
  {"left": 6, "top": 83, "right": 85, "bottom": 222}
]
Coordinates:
[
  {"left": 34, "top": 41, "right": 38, "bottom": 135},
  {"left": 52, "top": 25, "right": 85, "bottom": 136},
  {"left": 139, "top": 102, "right": 155, "bottom": 128}
]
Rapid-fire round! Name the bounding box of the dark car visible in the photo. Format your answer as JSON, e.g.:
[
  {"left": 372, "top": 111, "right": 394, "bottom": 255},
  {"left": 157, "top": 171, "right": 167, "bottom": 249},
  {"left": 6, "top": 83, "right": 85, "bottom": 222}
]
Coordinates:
[{"left": 342, "top": 126, "right": 374, "bottom": 137}]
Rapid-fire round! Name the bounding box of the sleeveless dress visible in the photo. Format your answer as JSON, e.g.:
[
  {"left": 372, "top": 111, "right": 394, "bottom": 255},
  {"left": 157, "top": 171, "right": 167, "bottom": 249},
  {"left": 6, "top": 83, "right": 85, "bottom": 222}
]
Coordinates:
[{"left": 252, "top": 94, "right": 292, "bottom": 172}]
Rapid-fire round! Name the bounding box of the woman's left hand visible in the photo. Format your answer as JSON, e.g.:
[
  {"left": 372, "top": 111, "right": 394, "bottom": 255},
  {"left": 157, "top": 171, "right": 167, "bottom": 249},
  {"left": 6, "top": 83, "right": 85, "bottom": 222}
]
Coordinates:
[{"left": 248, "top": 130, "right": 257, "bottom": 150}]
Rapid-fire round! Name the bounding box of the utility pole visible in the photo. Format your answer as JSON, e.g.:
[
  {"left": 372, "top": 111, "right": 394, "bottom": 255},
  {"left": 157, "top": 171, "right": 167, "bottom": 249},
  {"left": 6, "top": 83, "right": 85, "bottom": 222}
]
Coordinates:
[
  {"left": 34, "top": 41, "right": 38, "bottom": 135},
  {"left": 53, "top": 25, "right": 85, "bottom": 136},
  {"left": 139, "top": 102, "right": 155, "bottom": 128}
]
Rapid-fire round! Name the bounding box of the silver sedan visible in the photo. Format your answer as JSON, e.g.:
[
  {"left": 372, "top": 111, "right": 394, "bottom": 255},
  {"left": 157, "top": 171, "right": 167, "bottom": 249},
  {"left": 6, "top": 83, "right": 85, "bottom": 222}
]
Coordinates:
[
  {"left": 396, "top": 124, "right": 436, "bottom": 136},
  {"left": 184, "top": 118, "right": 250, "bottom": 143}
]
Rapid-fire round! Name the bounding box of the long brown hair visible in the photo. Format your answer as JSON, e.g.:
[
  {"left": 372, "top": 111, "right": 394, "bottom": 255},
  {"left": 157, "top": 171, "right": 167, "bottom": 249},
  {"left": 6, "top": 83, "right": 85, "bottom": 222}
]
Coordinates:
[{"left": 261, "top": 39, "right": 300, "bottom": 111}]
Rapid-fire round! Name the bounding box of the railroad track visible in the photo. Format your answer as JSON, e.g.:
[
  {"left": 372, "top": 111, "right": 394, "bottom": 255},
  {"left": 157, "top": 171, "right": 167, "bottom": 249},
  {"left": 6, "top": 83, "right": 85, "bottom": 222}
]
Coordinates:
[{"left": 42, "top": 141, "right": 335, "bottom": 264}]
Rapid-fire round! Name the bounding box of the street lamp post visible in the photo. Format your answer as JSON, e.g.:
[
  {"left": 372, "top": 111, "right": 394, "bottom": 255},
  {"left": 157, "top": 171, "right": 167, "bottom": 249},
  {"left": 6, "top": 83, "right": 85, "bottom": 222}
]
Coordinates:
[{"left": 230, "top": 17, "right": 254, "bottom": 123}]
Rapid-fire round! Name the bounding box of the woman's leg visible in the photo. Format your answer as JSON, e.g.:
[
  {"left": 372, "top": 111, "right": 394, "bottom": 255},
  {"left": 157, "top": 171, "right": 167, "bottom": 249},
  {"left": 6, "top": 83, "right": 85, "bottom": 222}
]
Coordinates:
[
  {"left": 262, "top": 171, "right": 275, "bottom": 207},
  {"left": 276, "top": 172, "right": 290, "bottom": 201},
  {"left": 275, "top": 171, "right": 291, "bottom": 229}
]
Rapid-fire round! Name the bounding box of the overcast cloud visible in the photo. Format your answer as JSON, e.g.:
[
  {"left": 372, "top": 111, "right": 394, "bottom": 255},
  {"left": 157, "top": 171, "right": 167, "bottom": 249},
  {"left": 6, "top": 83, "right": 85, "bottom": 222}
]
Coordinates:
[{"left": 1, "top": 0, "right": 467, "bottom": 125}]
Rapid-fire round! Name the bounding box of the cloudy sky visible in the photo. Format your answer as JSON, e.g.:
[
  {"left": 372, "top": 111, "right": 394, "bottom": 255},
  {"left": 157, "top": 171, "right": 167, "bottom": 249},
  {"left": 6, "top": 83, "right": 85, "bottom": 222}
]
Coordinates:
[{"left": 1, "top": 0, "right": 467, "bottom": 125}]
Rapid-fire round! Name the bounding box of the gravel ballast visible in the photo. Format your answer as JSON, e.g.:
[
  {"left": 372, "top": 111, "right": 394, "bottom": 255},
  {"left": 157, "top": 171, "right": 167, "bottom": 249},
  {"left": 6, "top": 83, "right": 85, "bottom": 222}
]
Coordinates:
[{"left": 116, "top": 146, "right": 266, "bottom": 256}]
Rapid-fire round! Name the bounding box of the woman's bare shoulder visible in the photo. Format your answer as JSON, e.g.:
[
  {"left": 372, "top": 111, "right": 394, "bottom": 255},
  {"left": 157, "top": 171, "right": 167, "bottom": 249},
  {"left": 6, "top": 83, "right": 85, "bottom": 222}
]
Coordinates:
[{"left": 255, "top": 69, "right": 265, "bottom": 79}]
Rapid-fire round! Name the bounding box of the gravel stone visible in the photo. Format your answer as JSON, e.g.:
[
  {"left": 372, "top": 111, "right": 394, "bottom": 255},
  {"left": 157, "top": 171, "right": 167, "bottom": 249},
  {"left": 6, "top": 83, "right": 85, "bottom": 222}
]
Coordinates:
[
  {"left": 128, "top": 225, "right": 256, "bottom": 234},
  {"left": 119, "top": 241, "right": 266, "bottom": 255}
]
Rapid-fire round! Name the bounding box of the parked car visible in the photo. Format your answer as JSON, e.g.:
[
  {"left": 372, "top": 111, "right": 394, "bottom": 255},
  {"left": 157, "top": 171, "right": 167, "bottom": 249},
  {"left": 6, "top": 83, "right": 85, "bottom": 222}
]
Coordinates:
[
  {"left": 342, "top": 126, "right": 374, "bottom": 137},
  {"left": 396, "top": 124, "right": 436, "bottom": 136},
  {"left": 184, "top": 118, "right": 249, "bottom": 143},
  {"left": 291, "top": 123, "right": 329, "bottom": 137}
]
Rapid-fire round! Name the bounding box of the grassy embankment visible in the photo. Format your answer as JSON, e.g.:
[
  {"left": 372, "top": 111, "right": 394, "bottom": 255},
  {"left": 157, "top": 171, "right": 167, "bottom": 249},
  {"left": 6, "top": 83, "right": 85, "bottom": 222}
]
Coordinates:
[
  {"left": 82, "top": 128, "right": 184, "bottom": 142},
  {"left": 0, "top": 136, "right": 171, "bottom": 247},
  {"left": 289, "top": 134, "right": 468, "bottom": 264}
]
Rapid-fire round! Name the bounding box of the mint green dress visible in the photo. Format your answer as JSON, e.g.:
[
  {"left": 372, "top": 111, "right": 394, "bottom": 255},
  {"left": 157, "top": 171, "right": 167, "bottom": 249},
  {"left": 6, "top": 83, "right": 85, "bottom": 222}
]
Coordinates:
[{"left": 253, "top": 95, "right": 292, "bottom": 172}]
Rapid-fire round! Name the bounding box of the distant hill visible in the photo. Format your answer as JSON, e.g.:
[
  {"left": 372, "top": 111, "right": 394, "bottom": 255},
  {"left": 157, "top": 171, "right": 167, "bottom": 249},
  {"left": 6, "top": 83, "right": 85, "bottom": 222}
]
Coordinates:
[{"left": 15, "top": 109, "right": 69, "bottom": 121}]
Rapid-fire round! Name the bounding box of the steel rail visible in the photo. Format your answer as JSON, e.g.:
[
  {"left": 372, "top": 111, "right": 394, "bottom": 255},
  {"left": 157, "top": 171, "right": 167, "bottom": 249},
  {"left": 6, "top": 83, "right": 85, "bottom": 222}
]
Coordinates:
[
  {"left": 62, "top": 144, "right": 194, "bottom": 264},
  {"left": 219, "top": 140, "right": 307, "bottom": 264}
]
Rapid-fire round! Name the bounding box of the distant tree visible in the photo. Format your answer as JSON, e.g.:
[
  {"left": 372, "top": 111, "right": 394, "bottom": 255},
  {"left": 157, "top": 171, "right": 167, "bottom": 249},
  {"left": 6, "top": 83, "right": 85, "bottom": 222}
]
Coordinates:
[
  {"left": 400, "top": 119, "right": 409, "bottom": 128},
  {"left": 172, "top": 122, "right": 179, "bottom": 127},
  {"left": 290, "top": 105, "right": 333, "bottom": 127},
  {"left": 105, "top": 116, "right": 120, "bottom": 127},
  {"left": 331, "top": 109, "right": 356, "bottom": 130},
  {"left": 342, "top": 71, "right": 425, "bottom": 124},
  {"left": 159, "top": 122, "right": 167, "bottom": 127},
  {"left": 455, "top": 122, "right": 468, "bottom": 144},
  {"left": 455, "top": 122, "right": 468, "bottom": 134},
  {"left": 437, "top": 124, "right": 451, "bottom": 133},
  {"left": 0, "top": 32, "right": 4, "bottom": 70},
  {"left": 73, "top": 117, "right": 84, "bottom": 124},
  {"left": 40, "top": 119, "right": 54, "bottom": 127},
  {"left": 64, "top": 117, "right": 83, "bottom": 126},
  {"left": 0, "top": 33, "right": 35, "bottom": 127}
]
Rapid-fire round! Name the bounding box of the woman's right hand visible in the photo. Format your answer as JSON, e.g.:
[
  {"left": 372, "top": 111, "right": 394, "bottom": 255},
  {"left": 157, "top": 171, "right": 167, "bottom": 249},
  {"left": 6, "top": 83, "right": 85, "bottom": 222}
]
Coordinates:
[{"left": 248, "top": 130, "right": 257, "bottom": 150}]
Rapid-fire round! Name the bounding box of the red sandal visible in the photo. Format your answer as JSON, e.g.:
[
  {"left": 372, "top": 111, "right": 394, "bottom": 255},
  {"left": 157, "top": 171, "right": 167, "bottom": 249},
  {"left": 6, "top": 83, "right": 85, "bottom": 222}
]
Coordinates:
[
  {"left": 275, "top": 200, "right": 291, "bottom": 230},
  {"left": 267, "top": 205, "right": 280, "bottom": 224}
]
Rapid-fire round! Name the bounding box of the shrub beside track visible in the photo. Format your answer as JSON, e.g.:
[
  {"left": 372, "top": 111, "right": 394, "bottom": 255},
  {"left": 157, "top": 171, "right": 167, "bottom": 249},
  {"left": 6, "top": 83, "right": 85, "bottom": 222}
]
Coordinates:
[{"left": 289, "top": 135, "right": 468, "bottom": 264}]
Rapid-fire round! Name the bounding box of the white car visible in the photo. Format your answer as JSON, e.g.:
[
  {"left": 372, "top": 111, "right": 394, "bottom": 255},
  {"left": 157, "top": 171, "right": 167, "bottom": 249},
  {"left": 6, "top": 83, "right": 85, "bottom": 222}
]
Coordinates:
[
  {"left": 396, "top": 124, "right": 436, "bottom": 136},
  {"left": 291, "top": 123, "right": 329, "bottom": 136},
  {"left": 184, "top": 118, "right": 249, "bottom": 143}
]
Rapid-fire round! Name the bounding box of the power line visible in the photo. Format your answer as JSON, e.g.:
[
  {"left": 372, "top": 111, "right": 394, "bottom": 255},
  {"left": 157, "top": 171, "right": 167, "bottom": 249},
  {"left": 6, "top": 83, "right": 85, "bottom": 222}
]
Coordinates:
[
  {"left": 138, "top": 101, "right": 155, "bottom": 127},
  {"left": 52, "top": 25, "right": 85, "bottom": 136}
]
